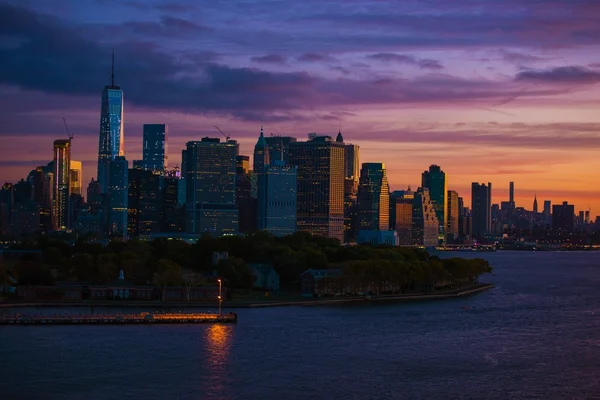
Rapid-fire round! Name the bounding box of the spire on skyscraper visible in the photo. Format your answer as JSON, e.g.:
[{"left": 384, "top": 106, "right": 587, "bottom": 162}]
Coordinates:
[
  {"left": 256, "top": 125, "right": 267, "bottom": 148},
  {"left": 336, "top": 121, "right": 344, "bottom": 143},
  {"left": 533, "top": 193, "right": 538, "bottom": 213}
]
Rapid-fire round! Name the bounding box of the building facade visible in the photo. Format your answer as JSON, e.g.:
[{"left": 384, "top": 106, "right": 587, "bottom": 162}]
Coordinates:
[
  {"left": 447, "top": 190, "right": 459, "bottom": 243},
  {"left": 357, "top": 162, "right": 390, "bottom": 231},
  {"left": 344, "top": 141, "right": 360, "bottom": 242},
  {"left": 69, "top": 160, "right": 82, "bottom": 197},
  {"left": 108, "top": 156, "right": 129, "bottom": 238},
  {"left": 128, "top": 167, "right": 161, "bottom": 238},
  {"left": 471, "top": 182, "right": 492, "bottom": 237},
  {"left": 390, "top": 189, "right": 414, "bottom": 245},
  {"left": 142, "top": 124, "right": 168, "bottom": 173},
  {"left": 53, "top": 139, "right": 71, "bottom": 231},
  {"left": 552, "top": 201, "right": 575, "bottom": 233},
  {"left": 412, "top": 188, "right": 439, "bottom": 247},
  {"left": 263, "top": 160, "right": 297, "bottom": 236},
  {"left": 184, "top": 138, "right": 238, "bottom": 235},
  {"left": 421, "top": 165, "right": 447, "bottom": 243},
  {"left": 289, "top": 135, "right": 345, "bottom": 242}
]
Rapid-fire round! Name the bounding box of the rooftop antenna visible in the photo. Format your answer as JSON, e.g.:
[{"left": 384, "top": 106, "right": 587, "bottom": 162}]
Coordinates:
[{"left": 111, "top": 48, "right": 115, "bottom": 86}]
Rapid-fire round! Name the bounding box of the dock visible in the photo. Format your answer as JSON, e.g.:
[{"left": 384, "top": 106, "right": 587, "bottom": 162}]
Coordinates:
[{"left": 0, "top": 312, "right": 237, "bottom": 325}]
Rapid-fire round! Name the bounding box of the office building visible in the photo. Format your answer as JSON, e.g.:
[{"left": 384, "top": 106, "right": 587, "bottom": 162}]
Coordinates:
[
  {"left": 421, "top": 165, "right": 447, "bottom": 243},
  {"left": 264, "top": 135, "right": 297, "bottom": 164},
  {"left": 471, "top": 182, "right": 492, "bottom": 237},
  {"left": 533, "top": 194, "right": 538, "bottom": 213},
  {"left": 262, "top": 161, "right": 297, "bottom": 236},
  {"left": 357, "top": 230, "right": 399, "bottom": 246},
  {"left": 509, "top": 181, "right": 515, "bottom": 208},
  {"left": 344, "top": 138, "right": 360, "bottom": 242},
  {"left": 447, "top": 190, "right": 459, "bottom": 242},
  {"left": 543, "top": 200, "right": 552, "bottom": 225},
  {"left": 412, "top": 188, "right": 439, "bottom": 247},
  {"left": 254, "top": 128, "right": 270, "bottom": 231},
  {"left": 184, "top": 137, "right": 238, "bottom": 235},
  {"left": 161, "top": 169, "right": 183, "bottom": 233},
  {"left": 142, "top": 124, "right": 168, "bottom": 173},
  {"left": 97, "top": 52, "right": 124, "bottom": 194},
  {"left": 357, "top": 163, "right": 390, "bottom": 231},
  {"left": 69, "top": 160, "right": 82, "bottom": 196},
  {"left": 390, "top": 189, "right": 414, "bottom": 245},
  {"left": 236, "top": 156, "right": 255, "bottom": 233},
  {"left": 107, "top": 156, "right": 129, "bottom": 238},
  {"left": 128, "top": 167, "right": 161, "bottom": 238},
  {"left": 552, "top": 201, "right": 574, "bottom": 233},
  {"left": 53, "top": 139, "right": 71, "bottom": 230},
  {"left": 289, "top": 135, "right": 345, "bottom": 242}
]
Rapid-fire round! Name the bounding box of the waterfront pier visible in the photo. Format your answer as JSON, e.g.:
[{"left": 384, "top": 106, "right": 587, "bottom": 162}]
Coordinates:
[{"left": 0, "top": 312, "right": 237, "bottom": 325}]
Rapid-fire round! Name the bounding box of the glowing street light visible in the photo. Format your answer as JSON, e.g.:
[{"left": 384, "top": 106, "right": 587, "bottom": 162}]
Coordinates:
[{"left": 217, "top": 278, "right": 222, "bottom": 316}]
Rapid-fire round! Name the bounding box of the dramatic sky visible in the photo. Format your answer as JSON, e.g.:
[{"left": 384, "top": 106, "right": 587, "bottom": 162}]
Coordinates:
[{"left": 1, "top": 0, "right": 599, "bottom": 214}]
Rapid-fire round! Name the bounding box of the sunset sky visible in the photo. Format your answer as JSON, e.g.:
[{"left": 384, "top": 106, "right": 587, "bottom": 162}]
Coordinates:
[{"left": 1, "top": 0, "right": 599, "bottom": 215}]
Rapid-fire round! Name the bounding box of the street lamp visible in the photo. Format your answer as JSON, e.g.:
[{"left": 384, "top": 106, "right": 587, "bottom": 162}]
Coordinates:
[{"left": 217, "top": 279, "right": 222, "bottom": 316}]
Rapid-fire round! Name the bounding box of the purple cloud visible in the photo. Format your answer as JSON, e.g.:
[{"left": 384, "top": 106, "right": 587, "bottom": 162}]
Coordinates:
[
  {"left": 251, "top": 54, "right": 287, "bottom": 65},
  {"left": 516, "top": 66, "right": 600, "bottom": 84},
  {"left": 297, "top": 53, "right": 337, "bottom": 63},
  {"left": 368, "top": 53, "right": 444, "bottom": 70}
]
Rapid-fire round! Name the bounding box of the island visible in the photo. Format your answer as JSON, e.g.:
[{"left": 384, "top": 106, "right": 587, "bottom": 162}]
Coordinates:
[{"left": 0, "top": 232, "right": 492, "bottom": 308}]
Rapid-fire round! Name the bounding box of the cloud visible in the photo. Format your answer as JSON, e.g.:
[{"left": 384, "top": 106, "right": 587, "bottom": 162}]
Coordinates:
[
  {"left": 497, "top": 49, "right": 546, "bottom": 64},
  {"left": 297, "top": 53, "right": 337, "bottom": 63},
  {"left": 250, "top": 54, "right": 287, "bottom": 65},
  {"left": 367, "top": 53, "right": 444, "bottom": 69},
  {"left": 516, "top": 66, "right": 600, "bottom": 84}
]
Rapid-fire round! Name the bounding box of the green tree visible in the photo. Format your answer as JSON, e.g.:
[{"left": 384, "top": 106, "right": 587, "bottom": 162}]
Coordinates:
[
  {"left": 153, "top": 258, "right": 183, "bottom": 300},
  {"left": 217, "top": 257, "right": 255, "bottom": 289},
  {"left": 96, "top": 253, "right": 118, "bottom": 283},
  {"left": 71, "top": 253, "right": 96, "bottom": 282}
]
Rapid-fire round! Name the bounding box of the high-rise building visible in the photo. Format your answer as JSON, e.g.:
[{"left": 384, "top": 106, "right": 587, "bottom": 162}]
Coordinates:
[
  {"left": 289, "top": 135, "right": 345, "bottom": 242},
  {"left": 107, "top": 156, "right": 129, "bottom": 238},
  {"left": 262, "top": 160, "right": 297, "bottom": 236},
  {"left": 0, "top": 183, "right": 14, "bottom": 236},
  {"left": 412, "top": 187, "right": 439, "bottom": 247},
  {"left": 142, "top": 124, "right": 168, "bottom": 173},
  {"left": 447, "top": 190, "right": 459, "bottom": 243},
  {"left": 509, "top": 181, "right": 515, "bottom": 208},
  {"left": 53, "top": 139, "right": 71, "bottom": 230},
  {"left": 161, "top": 169, "right": 183, "bottom": 233},
  {"left": 128, "top": 167, "right": 161, "bottom": 238},
  {"left": 533, "top": 194, "right": 538, "bottom": 213},
  {"left": 357, "top": 163, "right": 390, "bottom": 231},
  {"left": 543, "top": 200, "right": 552, "bottom": 225},
  {"left": 254, "top": 128, "right": 270, "bottom": 231},
  {"left": 390, "top": 189, "right": 414, "bottom": 245},
  {"left": 471, "top": 182, "right": 492, "bottom": 237},
  {"left": 69, "top": 160, "right": 83, "bottom": 197},
  {"left": 236, "top": 156, "right": 255, "bottom": 233},
  {"left": 264, "top": 135, "right": 297, "bottom": 164},
  {"left": 97, "top": 51, "right": 124, "bottom": 194},
  {"left": 421, "top": 165, "right": 447, "bottom": 243},
  {"left": 28, "top": 166, "right": 52, "bottom": 232},
  {"left": 457, "top": 196, "right": 466, "bottom": 238},
  {"left": 552, "top": 201, "right": 574, "bottom": 233},
  {"left": 184, "top": 137, "right": 238, "bottom": 235},
  {"left": 343, "top": 138, "right": 360, "bottom": 243}
]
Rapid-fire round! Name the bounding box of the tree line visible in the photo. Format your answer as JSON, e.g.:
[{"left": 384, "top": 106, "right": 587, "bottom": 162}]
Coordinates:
[{"left": 3, "top": 232, "right": 492, "bottom": 290}]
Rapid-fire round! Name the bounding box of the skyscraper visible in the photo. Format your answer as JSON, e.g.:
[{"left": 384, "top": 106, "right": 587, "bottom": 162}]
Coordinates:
[
  {"left": 552, "top": 201, "right": 575, "bottom": 233},
  {"left": 471, "top": 182, "right": 492, "bottom": 237},
  {"left": 509, "top": 181, "right": 515, "bottom": 208},
  {"left": 357, "top": 163, "right": 390, "bottom": 231},
  {"left": 97, "top": 51, "right": 124, "bottom": 194},
  {"left": 262, "top": 160, "right": 297, "bottom": 236},
  {"left": 69, "top": 160, "right": 82, "bottom": 196},
  {"left": 161, "top": 169, "right": 183, "bottom": 233},
  {"left": 289, "top": 135, "right": 345, "bottom": 242},
  {"left": 412, "top": 188, "right": 439, "bottom": 247},
  {"left": 254, "top": 127, "right": 270, "bottom": 231},
  {"left": 184, "top": 137, "right": 238, "bottom": 235},
  {"left": 264, "top": 135, "right": 297, "bottom": 164},
  {"left": 236, "top": 155, "right": 255, "bottom": 233},
  {"left": 128, "top": 167, "right": 161, "bottom": 238},
  {"left": 53, "top": 139, "right": 71, "bottom": 230},
  {"left": 142, "top": 124, "right": 168, "bottom": 173},
  {"left": 533, "top": 194, "right": 538, "bottom": 213},
  {"left": 343, "top": 138, "right": 360, "bottom": 242},
  {"left": 421, "top": 165, "right": 447, "bottom": 243},
  {"left": 390, "top": 189, "right": 414, "bottom": 245},
  {"left": 447, "top": 190, "right": 459, "bottom": 242},
  {"left": 107, "top": 156, "right": 128, "bottom": 238}
]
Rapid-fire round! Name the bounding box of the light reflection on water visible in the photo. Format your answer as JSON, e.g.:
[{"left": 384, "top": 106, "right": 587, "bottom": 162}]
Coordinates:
[{"left": 203, "top": 324, "right": 233, "bottom": 398}]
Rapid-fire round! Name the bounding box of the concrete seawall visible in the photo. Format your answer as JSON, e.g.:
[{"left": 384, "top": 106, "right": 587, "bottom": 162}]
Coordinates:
[{"left": 1, "top": 283, "right": 493, "bottom": 309}]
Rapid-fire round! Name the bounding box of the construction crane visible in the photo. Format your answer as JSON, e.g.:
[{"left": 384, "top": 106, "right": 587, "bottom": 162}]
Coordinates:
[
  {"left": 214, "top": 126, "right": 230, "bottom": 141},
  {"left": 62, "top": 117, "right": 74, "bottom": 141}
]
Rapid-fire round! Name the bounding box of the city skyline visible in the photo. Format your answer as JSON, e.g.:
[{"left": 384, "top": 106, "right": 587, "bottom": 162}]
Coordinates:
[{"left": 1, "top": 1, "right": 599, "bottom": 213}]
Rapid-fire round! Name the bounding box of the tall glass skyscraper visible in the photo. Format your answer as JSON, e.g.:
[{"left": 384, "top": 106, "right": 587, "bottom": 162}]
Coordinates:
[
  {"left": 421, "top": 165, "right": 447, "bottom": 244},
  {"left": 471, "top": 182, "right": 492, "bottom": 237},
  {"left": 357, "top": 162, "right": 390, "bottom": 231},
  {"left": 53, "top": 139, "right": 71, "bottom": 230},
  {"left": 97, "top": 53, "right": 124, "bottom": 194},
  {"left": 263, "top": 160, "right": 297, "bottom": 237},
  {"left": 142, "top": 124, "right": 167, "bottom": 173}
]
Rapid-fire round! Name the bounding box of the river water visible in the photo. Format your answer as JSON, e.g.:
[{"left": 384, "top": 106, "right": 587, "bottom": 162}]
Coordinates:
[{"left": 2, "top": 251, "right": 600, "bottom": 400}]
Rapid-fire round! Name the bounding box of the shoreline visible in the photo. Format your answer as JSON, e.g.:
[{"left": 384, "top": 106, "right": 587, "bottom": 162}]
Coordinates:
[{"left": 0, "top": 283, "right": 493, "bottom": 309}]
